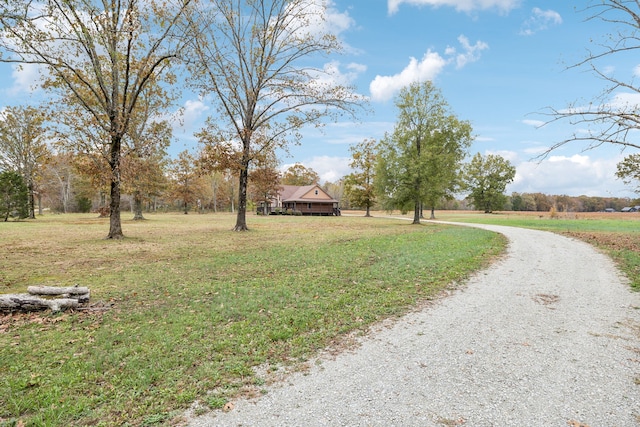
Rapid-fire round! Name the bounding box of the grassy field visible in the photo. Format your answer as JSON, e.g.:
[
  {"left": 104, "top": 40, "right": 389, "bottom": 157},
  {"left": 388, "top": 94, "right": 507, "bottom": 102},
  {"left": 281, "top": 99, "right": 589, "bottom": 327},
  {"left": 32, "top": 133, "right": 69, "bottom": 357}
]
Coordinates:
[{"left": 0, "top": 213, "right": 505, "bottom": 427}]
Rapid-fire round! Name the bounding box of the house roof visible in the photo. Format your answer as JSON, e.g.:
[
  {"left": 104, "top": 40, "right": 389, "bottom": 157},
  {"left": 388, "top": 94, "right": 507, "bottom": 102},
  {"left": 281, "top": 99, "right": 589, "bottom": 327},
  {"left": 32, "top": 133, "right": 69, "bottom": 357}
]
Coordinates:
[{"left": 280, "top": 184, "right": 337, "bottom": 203}]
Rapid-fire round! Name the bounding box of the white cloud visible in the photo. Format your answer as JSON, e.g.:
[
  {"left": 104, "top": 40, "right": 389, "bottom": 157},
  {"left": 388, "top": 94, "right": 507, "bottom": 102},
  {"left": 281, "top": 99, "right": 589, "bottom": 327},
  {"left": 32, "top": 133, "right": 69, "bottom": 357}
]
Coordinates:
[
  {"left": 317, "top": 60, "right": 367, "bottom": 86},
  {"left": 9, "top": 63, "right": 44, "bottom": 95},
  {"left": 305, "top": 155, "right": 351, "bottom": 182},
  {"left": 522, "top": 119, "right": 545, "bottom": 127},
  {"left": 369, "top": 35, "right": 487, "bottom": 102},
  {"left": 447, "top": 35, "right": 489, "bottom": 69},
  {"left": 168, "top": 98, "right": 209, "bottom": 143},
  {"left": 323, "top": 0, "right": 356, "bottom": 36},
  {"left": 370, "top": 51, "right": 447, "bottom": 102},
  {"left": 609, "top": 91, "right": 640, "bottom": 109},
  {"left": 290, "top": 0, "right": 355, "bottom": 44},
  {"left": 509, "top": 154, "right": 633, "bottom": 197},
  {"left": 388, "top": 0, "right": 521, "bottom": 15},
  {"left": 520, "top": 7, "right": 562, "bottom": 36}
]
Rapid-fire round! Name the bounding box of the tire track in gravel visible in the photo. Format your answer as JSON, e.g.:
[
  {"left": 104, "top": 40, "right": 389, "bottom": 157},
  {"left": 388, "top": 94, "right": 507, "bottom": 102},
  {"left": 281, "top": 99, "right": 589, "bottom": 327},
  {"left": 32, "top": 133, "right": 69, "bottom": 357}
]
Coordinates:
[{"left": 187, "top": 222, "right": 640, "bottom": 427}]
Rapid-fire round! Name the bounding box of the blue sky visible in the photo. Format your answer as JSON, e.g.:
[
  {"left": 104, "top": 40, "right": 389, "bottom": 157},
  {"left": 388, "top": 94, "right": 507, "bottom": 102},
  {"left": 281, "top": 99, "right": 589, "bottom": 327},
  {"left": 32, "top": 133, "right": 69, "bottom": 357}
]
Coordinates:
[
  {"left": 280, "top": 0, "right": 640, "bottom": 198},
  {"left": 1, "top": 0, "right": 639, "bottom": 198}
]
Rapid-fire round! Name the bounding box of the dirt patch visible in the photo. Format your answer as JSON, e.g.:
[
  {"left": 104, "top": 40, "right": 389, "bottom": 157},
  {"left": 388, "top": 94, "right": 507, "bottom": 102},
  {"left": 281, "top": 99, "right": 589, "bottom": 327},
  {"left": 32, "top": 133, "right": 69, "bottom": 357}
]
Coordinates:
[
  {"left": 532, "top": 293, "right": 560, "bottom": 306},
  {"left": 562, "top": 231, "right": 640, "bottom": 252}
]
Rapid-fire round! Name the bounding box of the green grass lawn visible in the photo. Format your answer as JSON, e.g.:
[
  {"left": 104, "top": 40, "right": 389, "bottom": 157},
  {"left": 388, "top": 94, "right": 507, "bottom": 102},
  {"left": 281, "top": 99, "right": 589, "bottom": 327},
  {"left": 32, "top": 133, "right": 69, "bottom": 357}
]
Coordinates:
[{"left": 0, "top": 213, "right": 505, "bottom": 426}]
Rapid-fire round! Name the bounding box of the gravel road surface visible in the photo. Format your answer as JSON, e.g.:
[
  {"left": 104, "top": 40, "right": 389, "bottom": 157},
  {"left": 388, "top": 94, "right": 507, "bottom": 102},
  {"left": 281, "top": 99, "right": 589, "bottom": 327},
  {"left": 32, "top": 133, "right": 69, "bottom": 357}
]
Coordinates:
[{"left": 187, "top": 223, "right": 640, "bottom": 427}]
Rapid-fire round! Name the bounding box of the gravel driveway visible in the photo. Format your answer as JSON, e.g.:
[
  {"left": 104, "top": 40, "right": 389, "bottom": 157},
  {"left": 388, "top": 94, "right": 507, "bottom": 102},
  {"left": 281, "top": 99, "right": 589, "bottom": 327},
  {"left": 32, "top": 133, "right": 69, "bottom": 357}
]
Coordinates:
[{"left": 187, "top": 223, "right": 640, "bottom": 426}]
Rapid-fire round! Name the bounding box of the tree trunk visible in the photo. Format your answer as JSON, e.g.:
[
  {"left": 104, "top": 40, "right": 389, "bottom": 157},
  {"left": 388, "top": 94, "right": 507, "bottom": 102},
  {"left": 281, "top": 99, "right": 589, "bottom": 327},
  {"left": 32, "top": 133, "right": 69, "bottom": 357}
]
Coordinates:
[
  {"left": 430, "top": 207, "right": 436, "bottom": 219},
  {"left": 107, "top": 134, "right": 124, "bottom": 239},
  {"left": 365, "top": 205, "right": 371, "bottom": 217},
  {"left": 412, "top": 201, "right": 421, "bottom": 224},
  {"left": 0, "top": 294, "right": 80, "bottom": 312},
  {"left": 132, "top": 190, "right": 145, "bottom": 220},
  {"left": 37, "top": 192, "right": 42, "bottom": 215},
  {"left": 27, "top": 179, "right": 35, "bottom": 219},
  {"left": 234, "top": 159, "right": 250, "bottom": 231}
]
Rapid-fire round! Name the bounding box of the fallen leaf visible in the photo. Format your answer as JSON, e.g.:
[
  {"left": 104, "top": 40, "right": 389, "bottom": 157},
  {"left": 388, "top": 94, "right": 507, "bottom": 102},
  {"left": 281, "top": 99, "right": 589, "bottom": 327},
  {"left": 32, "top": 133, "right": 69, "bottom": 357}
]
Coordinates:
[{"left": 223, "top": 402, "right": 235, "bottom": 412}]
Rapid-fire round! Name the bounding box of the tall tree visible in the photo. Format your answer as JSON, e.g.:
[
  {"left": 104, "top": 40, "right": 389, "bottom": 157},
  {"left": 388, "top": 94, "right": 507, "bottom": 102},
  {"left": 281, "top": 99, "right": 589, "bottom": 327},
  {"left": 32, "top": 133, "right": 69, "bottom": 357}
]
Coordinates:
[
  {"left": 186, "top": 0, "right": 364, "bottom": 231},
  {"left": 343, "top": 138, "right": 377, "bottom": 217},
  {"left": 0, "top": 0, "right": 192, "bottom": 238},
  {"left": 0, "top": 105, "right": 49, "bottom": 219},
  {"left": 281, "top": 163, "right": 320, "bottom": 186},
  {"left": 0, "top": 170, "right": 28, "bottom": 221},
  {"left": 461, "top": 153, "right": 516, "bottom": 213},
  {"left": 375, "top": 81, "right": 472, "bottom": 223},
  {"left": 544, "top": 1, "right": 640, "bottom": 154}
]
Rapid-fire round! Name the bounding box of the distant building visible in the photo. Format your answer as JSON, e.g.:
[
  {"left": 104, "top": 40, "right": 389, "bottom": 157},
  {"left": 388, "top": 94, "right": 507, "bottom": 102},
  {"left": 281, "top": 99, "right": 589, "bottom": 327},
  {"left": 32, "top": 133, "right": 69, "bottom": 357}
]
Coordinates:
[
  {"left": 621, "top": 206, "right": 639, "bottom": 212},
  {"left": 257, "top": 184, "right": 340, "bottom": 216}
]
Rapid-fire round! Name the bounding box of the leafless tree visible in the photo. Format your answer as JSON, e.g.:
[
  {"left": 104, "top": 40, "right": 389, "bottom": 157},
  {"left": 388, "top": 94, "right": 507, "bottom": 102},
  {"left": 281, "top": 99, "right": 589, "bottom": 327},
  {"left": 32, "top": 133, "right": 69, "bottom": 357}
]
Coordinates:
[
  {"left": 186, "top": 0, "right": 365, "bottom": 231},
  {"left": 543, "top": 1, "right": 640, "bottom": 156}
]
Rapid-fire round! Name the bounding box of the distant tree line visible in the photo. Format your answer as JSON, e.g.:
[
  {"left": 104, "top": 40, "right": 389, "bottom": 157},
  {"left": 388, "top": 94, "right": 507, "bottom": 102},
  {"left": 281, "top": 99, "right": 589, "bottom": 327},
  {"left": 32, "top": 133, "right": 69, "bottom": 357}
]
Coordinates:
[{"left": 506, "top": 193, "right": 639, "bottom": 213}]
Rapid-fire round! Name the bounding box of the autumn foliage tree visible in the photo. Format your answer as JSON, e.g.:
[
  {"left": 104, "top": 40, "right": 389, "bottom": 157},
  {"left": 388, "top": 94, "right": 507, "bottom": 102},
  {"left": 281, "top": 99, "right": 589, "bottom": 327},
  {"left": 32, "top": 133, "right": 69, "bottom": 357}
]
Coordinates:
[
  {"left": 168, "top": 150, "right": 204, "bottom": 214},
  {"left": 280, "top": 163, "right": 320, "bottom": 186},
  {"left": 248, "top": 150, "right": 281, "bottom": 215},
  {"left": 186, "top": 0, "right": 364, "bottom": 231},
  {"left": 0, "top": 0, "right": 192, "bottom": 238}
]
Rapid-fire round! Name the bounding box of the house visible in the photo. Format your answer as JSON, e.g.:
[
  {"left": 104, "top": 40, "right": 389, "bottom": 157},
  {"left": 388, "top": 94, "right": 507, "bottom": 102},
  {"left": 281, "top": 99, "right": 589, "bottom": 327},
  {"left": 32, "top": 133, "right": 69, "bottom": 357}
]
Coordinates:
[
  {"left": 257, "top": 184, "right": 340, "bottom": 216},
  {"left": 621, "top": 206, "right": 639, "bottom": 212}
]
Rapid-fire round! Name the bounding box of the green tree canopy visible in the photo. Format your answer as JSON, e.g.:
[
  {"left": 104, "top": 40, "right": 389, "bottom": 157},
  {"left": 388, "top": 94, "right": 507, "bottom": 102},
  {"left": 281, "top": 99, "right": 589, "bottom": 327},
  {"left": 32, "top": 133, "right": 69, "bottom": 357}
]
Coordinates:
[
  {"left": 0, "top": 170, "right": 28, "bottom": 221},
  {"left": 375, "top": 81, "right": 472, "bottom": 223},
  {"left": 462, "top": 153, "right": 516, "bottom": 213}
]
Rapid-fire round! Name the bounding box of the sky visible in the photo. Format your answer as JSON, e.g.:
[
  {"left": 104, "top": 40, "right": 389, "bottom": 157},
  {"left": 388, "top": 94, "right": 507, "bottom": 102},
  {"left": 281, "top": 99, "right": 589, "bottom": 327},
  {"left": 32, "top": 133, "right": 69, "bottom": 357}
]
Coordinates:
[{"left": 1, "top": 0, "right": 639, "bottom": 199}]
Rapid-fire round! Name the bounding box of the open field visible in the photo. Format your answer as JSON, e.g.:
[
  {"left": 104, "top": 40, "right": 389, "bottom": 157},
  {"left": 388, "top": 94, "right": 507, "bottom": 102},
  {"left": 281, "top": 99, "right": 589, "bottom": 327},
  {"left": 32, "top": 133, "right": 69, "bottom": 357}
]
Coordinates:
[{"left": 0, "top": 213, "right": 505, "bottom": 426}]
